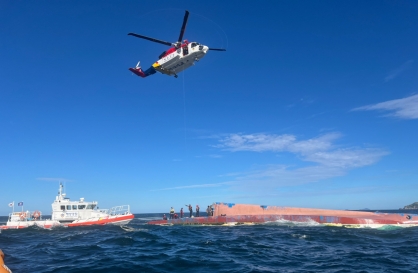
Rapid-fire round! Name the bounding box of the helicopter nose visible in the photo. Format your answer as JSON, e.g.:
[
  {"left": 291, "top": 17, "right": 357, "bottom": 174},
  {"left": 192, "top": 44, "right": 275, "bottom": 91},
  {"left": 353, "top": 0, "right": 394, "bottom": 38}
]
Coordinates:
[{"left": 199, "top": 45, "right": 209, "bottom": 53}]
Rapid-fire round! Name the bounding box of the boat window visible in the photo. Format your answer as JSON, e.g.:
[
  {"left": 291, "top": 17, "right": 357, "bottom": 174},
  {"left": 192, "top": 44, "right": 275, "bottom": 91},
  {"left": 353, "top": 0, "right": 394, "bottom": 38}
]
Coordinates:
[
  {"left": 86, "top": 204, "right": 96, "bottom": 210},
  {"left": 72, "top": 205, "right": 77, "bottom": 210},
  {"left": 60, "top": 205, "right": 65, "bottom": 210},
  {"left": 78, "top": 205, "right": 86, "bottom": 210},
  {"left": 66, "top": 205, "right": 72, "bottom": 210}
]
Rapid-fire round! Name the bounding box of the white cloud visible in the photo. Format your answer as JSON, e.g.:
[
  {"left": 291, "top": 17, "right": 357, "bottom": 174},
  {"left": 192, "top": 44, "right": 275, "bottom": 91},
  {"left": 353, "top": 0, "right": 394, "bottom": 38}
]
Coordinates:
[
  {"left": 216, "top": 132, "right": 387, "bottom": 190},
  {"left": 385, "top": 60, "right": 413, "bottom": 82},
  {"left": 304, "top": 148, "right": 388, "bottom": 168},
  {"left": 216, "top": 132, "right": 340, "bottom": 154},
  {"left": 352, "top": 94, "right": 418, "bottom": 119},
  {"left": 161, "top": 132, "right": 388, "bottom": 192}
]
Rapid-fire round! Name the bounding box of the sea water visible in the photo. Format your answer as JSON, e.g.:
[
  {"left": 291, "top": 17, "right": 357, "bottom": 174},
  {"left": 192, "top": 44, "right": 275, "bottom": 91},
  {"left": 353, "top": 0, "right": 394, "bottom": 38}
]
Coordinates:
[{"left": 1, "top": 213, "right": 418, "bottom": 272}]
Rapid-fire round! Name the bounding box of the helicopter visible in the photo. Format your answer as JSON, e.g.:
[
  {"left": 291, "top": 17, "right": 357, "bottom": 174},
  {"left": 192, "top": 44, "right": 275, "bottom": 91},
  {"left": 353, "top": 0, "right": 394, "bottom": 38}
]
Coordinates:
[{"left": 128, "top": 10, "right": 226, "bottom": 78}]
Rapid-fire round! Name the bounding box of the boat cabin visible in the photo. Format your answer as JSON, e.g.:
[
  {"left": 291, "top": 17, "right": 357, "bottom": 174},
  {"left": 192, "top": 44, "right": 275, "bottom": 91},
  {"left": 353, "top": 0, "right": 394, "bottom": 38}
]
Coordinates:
[{"left": 51, "top": 183, "right": 103, "bottom": 223}]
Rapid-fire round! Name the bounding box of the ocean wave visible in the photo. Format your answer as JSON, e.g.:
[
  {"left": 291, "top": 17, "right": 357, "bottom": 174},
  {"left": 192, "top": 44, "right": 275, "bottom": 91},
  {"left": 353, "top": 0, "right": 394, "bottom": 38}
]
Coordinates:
[{"left": 2, "top": 216, "right": 418, "bottom": 272}]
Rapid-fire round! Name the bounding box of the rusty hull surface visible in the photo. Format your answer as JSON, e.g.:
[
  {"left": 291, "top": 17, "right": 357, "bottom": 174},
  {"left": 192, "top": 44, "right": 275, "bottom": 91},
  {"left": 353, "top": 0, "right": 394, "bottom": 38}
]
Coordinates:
[{"left": 148, "top": 203, "right": 418, "bottom": 227}]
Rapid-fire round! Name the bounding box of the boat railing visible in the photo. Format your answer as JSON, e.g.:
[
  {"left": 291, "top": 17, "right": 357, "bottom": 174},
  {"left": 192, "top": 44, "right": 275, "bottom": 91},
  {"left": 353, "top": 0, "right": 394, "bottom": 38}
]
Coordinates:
[
  {"left": 108, "top": 205, "right": 131, "bottom": 216},
  {"left": 97, "top": 209, "right": 109, "bottom": 214},
  {"left": 8, "top": 211, "right": 43, "bottom": 222}
]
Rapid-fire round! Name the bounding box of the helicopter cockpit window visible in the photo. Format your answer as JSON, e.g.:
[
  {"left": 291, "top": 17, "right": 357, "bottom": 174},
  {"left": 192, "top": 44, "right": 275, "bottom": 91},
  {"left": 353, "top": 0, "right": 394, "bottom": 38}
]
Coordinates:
[{"left": 191, "top": 43, "right": 197, "bottom": 48}]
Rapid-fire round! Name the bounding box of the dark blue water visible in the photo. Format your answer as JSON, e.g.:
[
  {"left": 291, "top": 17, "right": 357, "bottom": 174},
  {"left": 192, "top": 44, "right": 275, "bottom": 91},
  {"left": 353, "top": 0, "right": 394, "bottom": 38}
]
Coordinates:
[{"left": 1, "top": 213, "right": 418, "bottom": 273}]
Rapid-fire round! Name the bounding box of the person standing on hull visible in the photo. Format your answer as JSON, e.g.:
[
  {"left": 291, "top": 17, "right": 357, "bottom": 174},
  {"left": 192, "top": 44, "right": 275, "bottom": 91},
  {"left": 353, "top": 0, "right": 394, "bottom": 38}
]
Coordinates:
[
  {"left": 180, "top": 207, "right": 184, "bottom": 218},
  {"left": 170, "top": 207, "right": 175, "bottom": 219},
  {"left": 196, "top": 205, "right": 200, "bottom": 217},
  {"left": 206, "top": 206, "right": 211, "bottom": 217},
  {"left": 185, "top": 204, "right": 193, "bottom": 218}
]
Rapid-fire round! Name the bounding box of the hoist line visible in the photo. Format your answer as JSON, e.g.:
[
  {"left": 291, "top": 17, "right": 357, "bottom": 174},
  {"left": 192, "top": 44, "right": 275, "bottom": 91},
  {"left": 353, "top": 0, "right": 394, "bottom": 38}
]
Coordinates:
[{"left": 182, "top": 70, "right": 187, "bottom": 156}]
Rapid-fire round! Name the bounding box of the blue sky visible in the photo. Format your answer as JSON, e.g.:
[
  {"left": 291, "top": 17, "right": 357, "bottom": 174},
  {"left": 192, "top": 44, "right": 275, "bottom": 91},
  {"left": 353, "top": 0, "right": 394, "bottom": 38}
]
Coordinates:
[{"left": 1, "top": 1, "right": 417, "bottom": 215}]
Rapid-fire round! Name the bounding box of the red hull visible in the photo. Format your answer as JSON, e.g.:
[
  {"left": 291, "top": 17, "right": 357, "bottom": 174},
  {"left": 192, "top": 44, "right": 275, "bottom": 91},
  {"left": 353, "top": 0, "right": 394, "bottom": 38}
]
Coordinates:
[
  {"left": 1, "top": 214, "right": 134, "bottom": 229},
  {"left": 148, "top": 203, "right": 418, "bottom": 227},
  {"left": 67, "top": 214, "right": 134, "bottom": 227},
  {"left": 148, "top": 214, "right": 414, "bottom": 226}
]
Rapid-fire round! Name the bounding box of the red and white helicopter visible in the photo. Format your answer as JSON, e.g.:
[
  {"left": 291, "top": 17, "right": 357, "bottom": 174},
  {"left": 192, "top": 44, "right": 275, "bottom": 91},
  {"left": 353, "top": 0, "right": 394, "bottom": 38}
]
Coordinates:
[{"left": 128, "top": 10, "right": 226, "bottom": 78}]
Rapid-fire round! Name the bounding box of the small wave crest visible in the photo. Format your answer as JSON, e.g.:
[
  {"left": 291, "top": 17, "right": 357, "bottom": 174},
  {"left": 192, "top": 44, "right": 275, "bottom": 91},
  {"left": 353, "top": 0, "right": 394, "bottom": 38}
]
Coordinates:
[
  {"left": 265, "top": 218, "right": 322, "bottom": 227},
  {"left": 120, "top": 225, "right": 148, "bottom": 232}
]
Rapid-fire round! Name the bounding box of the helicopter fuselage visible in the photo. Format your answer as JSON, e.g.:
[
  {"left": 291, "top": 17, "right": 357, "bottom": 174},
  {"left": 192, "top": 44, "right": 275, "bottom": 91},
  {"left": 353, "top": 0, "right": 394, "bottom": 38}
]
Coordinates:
[{"left": 152, "top": 42, "right": 209, "bottom": 76}]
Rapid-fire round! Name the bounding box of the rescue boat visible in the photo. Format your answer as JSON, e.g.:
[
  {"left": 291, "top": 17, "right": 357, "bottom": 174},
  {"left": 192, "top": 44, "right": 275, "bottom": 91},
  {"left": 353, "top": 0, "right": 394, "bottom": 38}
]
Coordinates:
[
  {"left": 148, "top": 202, "right": 418, "bottom": 228},
  {"left": 0, "top": 183, "right": 134, "bottom": 230}
]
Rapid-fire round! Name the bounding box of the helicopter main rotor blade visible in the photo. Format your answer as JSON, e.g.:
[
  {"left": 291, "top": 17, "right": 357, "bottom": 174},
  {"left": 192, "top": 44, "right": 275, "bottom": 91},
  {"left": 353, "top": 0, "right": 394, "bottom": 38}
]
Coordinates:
[
  {"left": 177, "top": 10, "right": 190, "bottom": 44},
  {"left": 209, "top": 48, "right": 226, "bottom": 51},
  {"left": 128, "top": 33, "right": 172, "bottom": 47}
]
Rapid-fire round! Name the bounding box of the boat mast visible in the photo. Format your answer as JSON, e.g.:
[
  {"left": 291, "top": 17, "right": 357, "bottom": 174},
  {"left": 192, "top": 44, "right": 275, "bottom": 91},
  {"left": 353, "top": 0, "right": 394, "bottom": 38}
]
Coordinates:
[{"left": 57, "top": 182, "right": 65, "bottom": 201}]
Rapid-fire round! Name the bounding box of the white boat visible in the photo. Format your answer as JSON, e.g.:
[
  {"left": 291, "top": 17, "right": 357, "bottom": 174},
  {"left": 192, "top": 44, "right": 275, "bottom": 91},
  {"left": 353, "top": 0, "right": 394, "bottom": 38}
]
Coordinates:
[{"left": 1, "top": 183, "right": 134, "bottom": 230}]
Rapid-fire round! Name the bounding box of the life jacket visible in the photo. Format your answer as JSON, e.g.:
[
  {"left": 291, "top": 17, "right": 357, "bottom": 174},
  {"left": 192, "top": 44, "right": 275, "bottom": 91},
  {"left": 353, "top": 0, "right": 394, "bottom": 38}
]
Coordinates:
[{"left": 0, "top": 250, "right": 12, "bottom": 273}]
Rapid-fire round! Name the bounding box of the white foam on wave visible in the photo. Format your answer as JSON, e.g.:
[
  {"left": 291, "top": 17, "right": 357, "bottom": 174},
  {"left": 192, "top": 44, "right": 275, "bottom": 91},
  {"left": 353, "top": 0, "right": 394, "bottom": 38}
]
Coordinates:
[
  {"left": 266, "top": 218, "right": 322, "bottom": 227},
  {"left": 291, "top": 233, "right": 308, "bottom": 239},
  {"left": 120, "top": 226, "right": 148, "bottom": 232}
]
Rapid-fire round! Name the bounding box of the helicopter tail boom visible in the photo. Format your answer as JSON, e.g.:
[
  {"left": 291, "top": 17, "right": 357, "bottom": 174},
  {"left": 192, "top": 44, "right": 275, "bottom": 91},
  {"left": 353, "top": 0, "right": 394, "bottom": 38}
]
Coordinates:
[{"left": 129, "top": 66, "right": 157, "bottom": 78}]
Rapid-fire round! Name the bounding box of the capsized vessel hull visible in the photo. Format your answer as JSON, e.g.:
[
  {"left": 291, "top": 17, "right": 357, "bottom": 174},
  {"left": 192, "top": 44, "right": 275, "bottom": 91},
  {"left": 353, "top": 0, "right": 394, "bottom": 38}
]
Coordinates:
[{"left": 148, "top": 203, "right": 418, "bottom": 228}]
